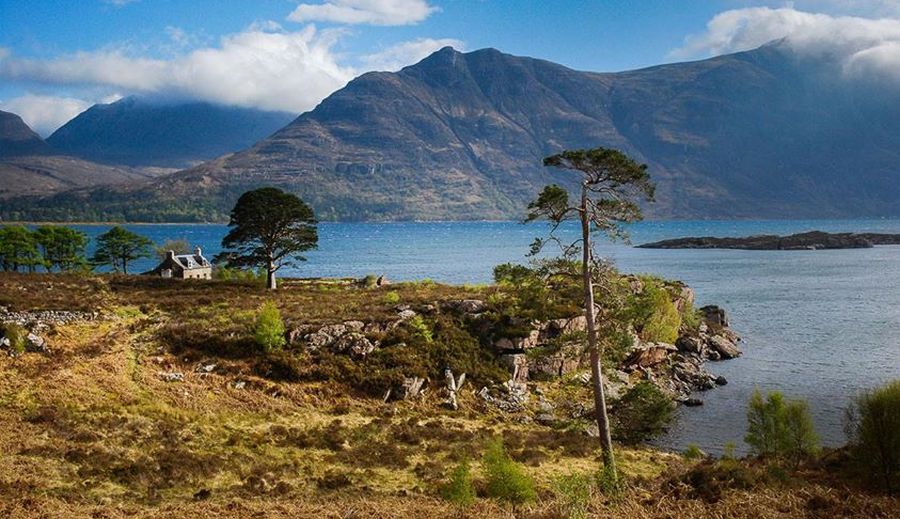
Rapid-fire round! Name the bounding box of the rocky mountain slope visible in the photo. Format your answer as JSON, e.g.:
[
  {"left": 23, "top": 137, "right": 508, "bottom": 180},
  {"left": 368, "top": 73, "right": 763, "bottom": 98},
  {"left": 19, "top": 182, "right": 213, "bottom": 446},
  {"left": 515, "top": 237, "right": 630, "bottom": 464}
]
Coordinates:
[
  {"left": 46, "top": 97, "right": 294, "bottom": 168},
  {"left": 5, "top": 43, "right": 900, "bottom": 222}
]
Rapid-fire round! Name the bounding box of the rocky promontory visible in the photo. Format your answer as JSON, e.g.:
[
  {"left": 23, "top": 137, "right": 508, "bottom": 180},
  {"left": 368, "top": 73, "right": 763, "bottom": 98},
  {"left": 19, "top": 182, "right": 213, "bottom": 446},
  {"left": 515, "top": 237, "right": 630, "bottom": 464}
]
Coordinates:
[{"left": 637, "top": 231, "right": 900, "bottom": 250}]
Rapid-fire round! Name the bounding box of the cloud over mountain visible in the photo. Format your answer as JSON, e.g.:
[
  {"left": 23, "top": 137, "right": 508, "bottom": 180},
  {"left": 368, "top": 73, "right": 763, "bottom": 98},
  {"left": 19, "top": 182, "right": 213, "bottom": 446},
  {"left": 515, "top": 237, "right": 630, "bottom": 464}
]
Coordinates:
[
  {"left": 361, "top": 38, "right": 465, "bottom": 71},
  {"left": 672, "top": 7, "right": 900, "bottom": 82},
  {"left": 0, "top": 94, "right": 93, "bottom": 137},
  {"left": 0, "top": 25, "right": 354, "bottom": 115}
]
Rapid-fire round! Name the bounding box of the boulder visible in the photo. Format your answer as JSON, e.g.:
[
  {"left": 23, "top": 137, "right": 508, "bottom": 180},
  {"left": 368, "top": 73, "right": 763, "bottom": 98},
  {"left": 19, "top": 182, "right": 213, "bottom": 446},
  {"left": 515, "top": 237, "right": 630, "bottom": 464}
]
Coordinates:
[
  {"left": 343, "top": 321, "right": 365, "bottom": 332},
  {"left": 443, "top": 299, "right": 486, "bottom": 314},
  {"left": 707, "top": 334, "right": 741, "bottom": 359},
  {"left": 675, "top": 335, "right": 704, "bottom": 355},
  {"left": 397, "top": 309, "right": 417, "bottom": 320},
  {"left": 529, "top": 344, "right": 581, "bottom": 378},
  {"left": 332, "top": 332, "right": 375, "bottom": 358},
  {"left": 25, "top": 333, "right": 49, "bottom": 353},
  {"left": 624, "top": 343, "right": 676, "bottom": 369},
  {"left": 700, "top": 305, "right": 729, "bottom": 328}
]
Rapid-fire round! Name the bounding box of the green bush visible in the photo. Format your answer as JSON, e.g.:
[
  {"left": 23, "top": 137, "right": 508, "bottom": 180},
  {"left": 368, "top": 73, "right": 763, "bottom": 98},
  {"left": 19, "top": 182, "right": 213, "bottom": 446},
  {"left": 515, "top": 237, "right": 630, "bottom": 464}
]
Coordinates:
[
  {"left": 406, "top": 315, "right": 433, "bottom": 343},
  {"left": 683, "top": 444, "right": 705, "bottom": 460},
  {"left": 611, "top": 381, "right": 675, "bottom": 443},
  {"left": 745, "top": 389, "right": 818, "bottom": 463},
  {"left": 553, "top": 472, "right": 593, "bottom": 519},
  {"left": 0, "top": 323, "right": 27, "bottom": 354},
  {"left": 845, "top": 379, "right": 900, "bottom": 495},
  {"left": 628, "top": 278, "right": 681, "bottom": 344},
  {"left": 440, "top": 458, "right": 476, "bottom": 507},
  {"left": 482, "top": 438, "right": 537, "bottom": 505},
  {"left": 254, "top": 301, "right": 286, "bottom": 352},
  {"left": 383, "top": 291, "right": 401, "bottom": 304}
]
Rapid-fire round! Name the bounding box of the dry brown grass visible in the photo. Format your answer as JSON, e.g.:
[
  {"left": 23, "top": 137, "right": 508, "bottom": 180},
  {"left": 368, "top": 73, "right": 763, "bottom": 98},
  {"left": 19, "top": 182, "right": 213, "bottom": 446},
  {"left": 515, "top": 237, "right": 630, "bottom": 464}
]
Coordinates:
[{"left": 0, "top": 272, "right": 897, "bottom": 518}]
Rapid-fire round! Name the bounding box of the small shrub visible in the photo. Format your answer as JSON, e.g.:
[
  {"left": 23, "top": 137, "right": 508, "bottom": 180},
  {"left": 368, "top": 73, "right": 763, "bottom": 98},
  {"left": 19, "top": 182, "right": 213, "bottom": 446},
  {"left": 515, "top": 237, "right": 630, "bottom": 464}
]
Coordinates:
[
  {"left": 611, "top": 381, "right": 675, "bottom": 443},
  {"left": 553, "top": 472, "right": 593, "bottom": 519},
  {"left": 361, "top": 274, "right": 378, "bottom": 288},
  {"left": 0, "top": 323, "right": 27, "bottom": 354},
  {"left": 781, "top": 399, "right": 819, "bottom": 466},
  {"left": 745, "top": 389, "right": 819, "bottom": 463},
  {"left": 672, "top": 459, "right": 760, "bottom": 503},
  {"left": 254, "top": 301, "right": 286, "bottom": 352},
  {"left": 745, "top": 389, "right": 786, "bottom": 457},
  {"left": 722, "top": 442, "right": 737, "bottom": 460},
  {"left": 440, "top": 458, "right": 476, "bottom": 507},
  {"left": 845, "top": 379, "right": 900, "bottom": 495},
  {"left": 482, "top": 438, "right": 537, "bottom": 505},
  {"left": 383, "top": 291, "right": 401, "bottom": 304},
  {"left": 407, "top": 315, "right": 433, "bottom": 343},
  {"left": 683, "top": 444, "right": 705, "bottom": 460}
]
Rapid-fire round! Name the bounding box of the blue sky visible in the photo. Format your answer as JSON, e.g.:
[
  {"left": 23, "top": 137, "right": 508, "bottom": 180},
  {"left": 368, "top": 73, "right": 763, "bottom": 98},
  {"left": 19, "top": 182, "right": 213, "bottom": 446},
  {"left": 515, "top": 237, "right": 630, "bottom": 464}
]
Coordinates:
[{"left": 2, "top": 0, "right": 900, "bottom": 134}]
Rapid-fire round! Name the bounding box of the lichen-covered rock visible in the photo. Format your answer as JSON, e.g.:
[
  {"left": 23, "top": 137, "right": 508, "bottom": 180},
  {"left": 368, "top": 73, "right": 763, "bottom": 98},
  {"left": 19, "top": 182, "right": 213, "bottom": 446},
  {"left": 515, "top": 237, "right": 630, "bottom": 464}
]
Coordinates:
[{"left": 332, "top": 332, "right": 375, "bottom": 358}]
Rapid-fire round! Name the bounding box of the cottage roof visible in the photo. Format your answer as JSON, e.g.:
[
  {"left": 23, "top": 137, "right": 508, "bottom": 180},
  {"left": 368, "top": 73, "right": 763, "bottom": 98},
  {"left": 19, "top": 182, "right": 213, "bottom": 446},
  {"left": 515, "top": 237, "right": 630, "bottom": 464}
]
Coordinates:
[{"left": 172, "top": 249, "right": 210, "bottom": 270}]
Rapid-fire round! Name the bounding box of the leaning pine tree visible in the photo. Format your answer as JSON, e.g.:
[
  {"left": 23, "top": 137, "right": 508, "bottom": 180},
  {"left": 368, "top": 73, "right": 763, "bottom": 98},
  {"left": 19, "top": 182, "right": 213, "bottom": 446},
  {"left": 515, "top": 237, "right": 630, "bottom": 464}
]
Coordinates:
[
  {"left": 526, "top": 148, "right": 654, "bottom": 479},
  {"left": 216, "top": 187, "right": 318, "bottom": 290}
]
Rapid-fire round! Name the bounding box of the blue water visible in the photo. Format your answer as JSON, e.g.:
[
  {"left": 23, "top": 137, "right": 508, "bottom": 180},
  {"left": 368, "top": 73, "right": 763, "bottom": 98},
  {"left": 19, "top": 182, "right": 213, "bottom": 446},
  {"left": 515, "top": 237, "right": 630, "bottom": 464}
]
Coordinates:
[{"left": 68, "top": 220, "right": 900, "bottom": 454}]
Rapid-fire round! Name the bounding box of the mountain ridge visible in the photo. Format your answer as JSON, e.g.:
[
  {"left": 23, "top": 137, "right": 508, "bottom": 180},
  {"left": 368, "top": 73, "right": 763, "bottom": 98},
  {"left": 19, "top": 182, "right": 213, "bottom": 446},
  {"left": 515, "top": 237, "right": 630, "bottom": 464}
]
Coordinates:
[
  {"left": 3, "top": 43, "right": 900, "bottom": 222},
  {"left": 46, "top": 97, "right": 295, "bottom": 168}
]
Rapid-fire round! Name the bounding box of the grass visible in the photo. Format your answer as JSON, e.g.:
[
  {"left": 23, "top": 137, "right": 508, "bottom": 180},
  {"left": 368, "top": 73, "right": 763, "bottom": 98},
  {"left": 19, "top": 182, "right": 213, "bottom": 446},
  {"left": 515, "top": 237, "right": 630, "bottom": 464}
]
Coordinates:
[{"left": 0, "top": 272, "right": 896, "bottom": 517}]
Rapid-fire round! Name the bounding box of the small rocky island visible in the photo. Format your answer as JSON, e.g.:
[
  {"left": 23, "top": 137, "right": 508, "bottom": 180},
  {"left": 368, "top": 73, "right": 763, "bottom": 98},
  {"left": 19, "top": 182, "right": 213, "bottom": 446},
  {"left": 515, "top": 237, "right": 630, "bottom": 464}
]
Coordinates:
[{"left": 637, "top": 230, "right": 900, "bottom": 250}]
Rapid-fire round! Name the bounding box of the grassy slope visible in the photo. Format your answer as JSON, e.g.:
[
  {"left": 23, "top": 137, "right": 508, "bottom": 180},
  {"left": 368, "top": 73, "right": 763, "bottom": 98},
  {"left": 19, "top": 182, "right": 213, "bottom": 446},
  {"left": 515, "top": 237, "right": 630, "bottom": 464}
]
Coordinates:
[{"left": 0, "top": 273, "right": 895, "bottom": 518}]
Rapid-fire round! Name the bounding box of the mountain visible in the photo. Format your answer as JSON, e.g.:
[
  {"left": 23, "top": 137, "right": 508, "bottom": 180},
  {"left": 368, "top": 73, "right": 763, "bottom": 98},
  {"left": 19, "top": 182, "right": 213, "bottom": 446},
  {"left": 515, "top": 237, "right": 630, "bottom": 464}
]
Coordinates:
[
  {"left": 0, "top": 110, "right": 170, "bottom": 203},
  {"left": 0, "top": 110, "right": 52, "bottom": 158},
  {"left": 46, "top": 97, "right": 295, "bottom": 168},
  {"left": 5, "top": 43, "right": 900, "bottom": 222}
]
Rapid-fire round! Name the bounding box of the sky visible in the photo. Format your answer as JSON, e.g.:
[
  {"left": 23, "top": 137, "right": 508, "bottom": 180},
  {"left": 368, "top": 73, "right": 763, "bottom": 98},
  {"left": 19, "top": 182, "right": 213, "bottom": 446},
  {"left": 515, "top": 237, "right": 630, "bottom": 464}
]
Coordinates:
[{"left": 2, "top": 0, "right": 900, "bottom": 135}]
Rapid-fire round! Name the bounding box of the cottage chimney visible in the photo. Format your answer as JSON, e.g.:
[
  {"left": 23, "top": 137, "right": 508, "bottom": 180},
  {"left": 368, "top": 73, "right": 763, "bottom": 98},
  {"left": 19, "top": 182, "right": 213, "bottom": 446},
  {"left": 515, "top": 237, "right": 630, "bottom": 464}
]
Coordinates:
[
  {"left": 166, "top": 250, "right": 176, "bottom": 260},
  {"left": 195, "top": 247, "right": 202, "bottom": 257}
]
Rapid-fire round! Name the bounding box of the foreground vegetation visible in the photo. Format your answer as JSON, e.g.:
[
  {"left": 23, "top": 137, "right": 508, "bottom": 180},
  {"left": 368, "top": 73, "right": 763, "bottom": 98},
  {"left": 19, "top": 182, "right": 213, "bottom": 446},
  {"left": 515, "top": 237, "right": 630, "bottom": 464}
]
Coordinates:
[{"left": 0, "top": 273, "right": 896, "bottom": 517}]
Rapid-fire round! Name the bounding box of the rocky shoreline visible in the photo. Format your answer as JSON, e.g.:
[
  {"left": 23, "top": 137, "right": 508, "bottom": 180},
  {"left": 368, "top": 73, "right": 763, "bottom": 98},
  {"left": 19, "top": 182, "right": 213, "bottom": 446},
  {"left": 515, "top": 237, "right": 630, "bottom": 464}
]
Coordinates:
[
  {"left": 637, "top": 230, "right": 900, "bottom": 250},
  {"left": 278, "top": 287, "right": 740, "bottom": 416}
]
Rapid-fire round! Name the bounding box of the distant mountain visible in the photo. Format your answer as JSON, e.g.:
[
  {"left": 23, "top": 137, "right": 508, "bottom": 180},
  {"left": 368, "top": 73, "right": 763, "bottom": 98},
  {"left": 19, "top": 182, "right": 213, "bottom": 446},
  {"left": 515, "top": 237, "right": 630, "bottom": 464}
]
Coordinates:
[
  {"left": 5, "top": 43, "right": 900, "bottom": 222},
  {"left": 0, "top": 109, "right": 170, "bottom": 203},
  {"left": 46, "top": 97, "right": 295, "bottom": 168},
  {"left": 0, "top": 110, "right": 52, "bottom": 158}
]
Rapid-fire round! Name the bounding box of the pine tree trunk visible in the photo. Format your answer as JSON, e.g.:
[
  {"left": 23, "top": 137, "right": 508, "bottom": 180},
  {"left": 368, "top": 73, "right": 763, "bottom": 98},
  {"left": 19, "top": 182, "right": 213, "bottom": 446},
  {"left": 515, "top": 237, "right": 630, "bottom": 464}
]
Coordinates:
[
  {"left": 580, "top": 185, "right": 617, "bottom": 477},
  {"left": 266, "top": 261, "right": 277, "bottom": 290}
]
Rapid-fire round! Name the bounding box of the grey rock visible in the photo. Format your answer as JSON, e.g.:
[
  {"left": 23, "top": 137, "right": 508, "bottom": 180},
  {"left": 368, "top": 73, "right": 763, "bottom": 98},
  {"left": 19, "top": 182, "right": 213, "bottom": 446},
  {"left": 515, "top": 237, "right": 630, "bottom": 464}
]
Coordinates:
[
  {"left": 707, "top": 334, "right": 741, "bottom": 359},
  {"left": 159, "top": 371, "right": 184, "bottom": 382}
]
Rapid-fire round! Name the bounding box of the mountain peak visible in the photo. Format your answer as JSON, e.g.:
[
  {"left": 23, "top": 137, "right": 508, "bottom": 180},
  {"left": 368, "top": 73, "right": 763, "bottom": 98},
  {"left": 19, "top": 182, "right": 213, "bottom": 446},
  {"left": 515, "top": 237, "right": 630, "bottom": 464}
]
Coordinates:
[{"left": 0, "top": 110, "right": 52, "bottom": 158}]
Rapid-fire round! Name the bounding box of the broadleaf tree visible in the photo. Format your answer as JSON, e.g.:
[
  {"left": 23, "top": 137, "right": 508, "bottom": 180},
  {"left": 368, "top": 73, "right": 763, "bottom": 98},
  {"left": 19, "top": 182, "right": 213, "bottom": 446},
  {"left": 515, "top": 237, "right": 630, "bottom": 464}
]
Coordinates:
[
  {"left": 526, "top": 147, "right": 654, "bottom": 480},
  {"left": 90, "top": 226, "right": 153, "bottom": 274},
  {"left": 215, "top": 187, "right": 318, "bottom": 290}
]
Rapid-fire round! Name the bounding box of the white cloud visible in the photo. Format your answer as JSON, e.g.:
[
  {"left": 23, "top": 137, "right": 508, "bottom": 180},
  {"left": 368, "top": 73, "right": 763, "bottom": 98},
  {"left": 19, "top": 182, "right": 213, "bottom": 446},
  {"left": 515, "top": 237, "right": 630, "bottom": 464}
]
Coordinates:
[
  {"left": 361, "top": 37, "right": 465, "bottom": 71},
  {"left": 0, "top": 25, "right": 356, "bottom": 114},
  {"left": 0, "top": 94, "right": 92, "bottom": 136},
  {"left": 288, "top": 0, "right": 438, "bottom": 26},
  {"left": 671, "top": 7, "right": 900, "bottom": 82}
]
